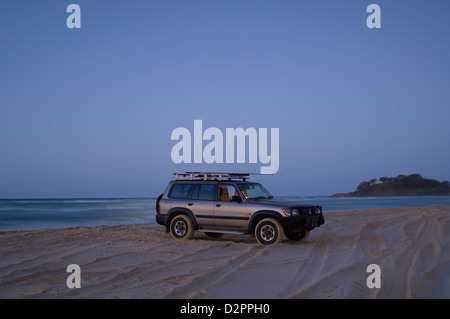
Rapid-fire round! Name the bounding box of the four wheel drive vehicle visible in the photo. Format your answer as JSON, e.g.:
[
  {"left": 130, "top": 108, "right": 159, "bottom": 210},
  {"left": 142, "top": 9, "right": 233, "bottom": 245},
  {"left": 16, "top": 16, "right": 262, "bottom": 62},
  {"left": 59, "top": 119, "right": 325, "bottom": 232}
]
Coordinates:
[{"left": 156, "top": 172, "right": 325, "bottom": 245}]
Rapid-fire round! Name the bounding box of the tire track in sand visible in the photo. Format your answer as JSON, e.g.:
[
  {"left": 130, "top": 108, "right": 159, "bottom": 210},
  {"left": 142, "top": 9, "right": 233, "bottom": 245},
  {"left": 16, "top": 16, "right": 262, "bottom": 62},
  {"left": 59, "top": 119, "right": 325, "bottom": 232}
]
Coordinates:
[
  {"left": 163, "top": 243, "right": 264, "bottom": 298},
  {"left": 377, "top": 211, "right": 439, "bottom": 298},
  {"left": 275, "top": 223, "right": 332, "bottom": 298}
]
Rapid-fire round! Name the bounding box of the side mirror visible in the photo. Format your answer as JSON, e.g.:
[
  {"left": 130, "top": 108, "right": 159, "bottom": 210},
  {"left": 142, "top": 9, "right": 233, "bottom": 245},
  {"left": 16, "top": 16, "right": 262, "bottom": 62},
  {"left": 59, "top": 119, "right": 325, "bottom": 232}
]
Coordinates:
[{"left": 231, "top": 195, "right": 242, "bottom": 203}]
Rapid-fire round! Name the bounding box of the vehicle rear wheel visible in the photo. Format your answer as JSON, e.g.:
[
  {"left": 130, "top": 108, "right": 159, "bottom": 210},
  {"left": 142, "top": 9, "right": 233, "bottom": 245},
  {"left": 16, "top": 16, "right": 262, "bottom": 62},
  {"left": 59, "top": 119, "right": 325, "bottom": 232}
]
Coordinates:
[
  {"left": 170, "top": 214, "right": 195, "bottom": 240},
  {"left": 255, "top": 218, "right": 284, "bottom": 245},
  {"left": 284, "top": 228, "right": 310, "bottom": 241}
]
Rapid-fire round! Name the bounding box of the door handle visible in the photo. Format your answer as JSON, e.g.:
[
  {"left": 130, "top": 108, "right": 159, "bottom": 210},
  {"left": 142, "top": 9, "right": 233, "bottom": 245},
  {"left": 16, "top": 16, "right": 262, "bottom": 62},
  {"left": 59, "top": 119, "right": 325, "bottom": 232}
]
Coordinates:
[
  {"left": 188, "top": 203, "right": 194, "bottom": 206},
  {"left": 216, "top": 204, "right": 221, "bottom": 207}
]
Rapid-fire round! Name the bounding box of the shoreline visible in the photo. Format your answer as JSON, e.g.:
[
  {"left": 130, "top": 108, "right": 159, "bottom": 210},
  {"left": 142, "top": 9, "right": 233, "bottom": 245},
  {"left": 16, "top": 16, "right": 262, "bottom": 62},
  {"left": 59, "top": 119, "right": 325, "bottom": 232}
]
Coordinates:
[
  {"left": 3, "top": 198, "right": 450, "bottom": 233},
  {"left": 1, "top": 205, "right": 449, "bottom": 299},
  {"left": 330, "top": 193, "right": 450, "bottom": 197}
]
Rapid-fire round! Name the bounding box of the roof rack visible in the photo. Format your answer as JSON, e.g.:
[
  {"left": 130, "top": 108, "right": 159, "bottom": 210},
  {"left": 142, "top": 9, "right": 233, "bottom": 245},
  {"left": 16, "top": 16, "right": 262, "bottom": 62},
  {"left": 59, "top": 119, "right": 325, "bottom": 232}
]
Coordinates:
[{"left": 173, "top": 172, "right": 250, "bottom": 181}]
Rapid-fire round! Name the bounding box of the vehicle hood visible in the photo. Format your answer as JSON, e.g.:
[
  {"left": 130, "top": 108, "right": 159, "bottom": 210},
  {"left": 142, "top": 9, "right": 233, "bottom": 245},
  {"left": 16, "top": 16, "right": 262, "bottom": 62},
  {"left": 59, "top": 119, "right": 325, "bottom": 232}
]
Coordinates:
[{"left": 247, "top": 198, "right": 316, "bottom": 208}]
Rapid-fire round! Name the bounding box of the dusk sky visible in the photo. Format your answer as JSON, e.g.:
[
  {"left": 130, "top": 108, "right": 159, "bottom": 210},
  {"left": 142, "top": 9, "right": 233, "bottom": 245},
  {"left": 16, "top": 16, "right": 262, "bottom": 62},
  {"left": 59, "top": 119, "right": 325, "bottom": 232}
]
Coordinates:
[{"left": 1, "top": 0, "right": 450, "bottom": 198}]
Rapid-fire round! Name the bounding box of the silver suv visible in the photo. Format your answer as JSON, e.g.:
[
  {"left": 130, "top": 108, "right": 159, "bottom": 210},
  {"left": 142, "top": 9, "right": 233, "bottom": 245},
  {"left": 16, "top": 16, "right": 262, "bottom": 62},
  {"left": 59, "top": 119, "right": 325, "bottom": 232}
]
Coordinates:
[{"left": 156, "top": 172, "right": 325, "bottom": 245}]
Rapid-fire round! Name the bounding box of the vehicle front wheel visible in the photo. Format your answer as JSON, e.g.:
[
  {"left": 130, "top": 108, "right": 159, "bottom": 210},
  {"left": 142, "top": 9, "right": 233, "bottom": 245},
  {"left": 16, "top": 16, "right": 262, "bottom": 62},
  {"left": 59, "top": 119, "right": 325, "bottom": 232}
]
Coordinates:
[
  {"left": 170, "top": 214, "right": 195, "bottom": 240},
  {"left": 255, "top": 218, "right": 284, "bottom": 245}
]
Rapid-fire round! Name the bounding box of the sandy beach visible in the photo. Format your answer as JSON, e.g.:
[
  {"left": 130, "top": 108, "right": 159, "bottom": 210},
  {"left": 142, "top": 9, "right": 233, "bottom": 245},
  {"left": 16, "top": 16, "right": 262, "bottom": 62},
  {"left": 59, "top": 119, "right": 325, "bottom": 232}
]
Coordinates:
[{"left": 0, "top": 205, "right": 448, "bottom": 299}]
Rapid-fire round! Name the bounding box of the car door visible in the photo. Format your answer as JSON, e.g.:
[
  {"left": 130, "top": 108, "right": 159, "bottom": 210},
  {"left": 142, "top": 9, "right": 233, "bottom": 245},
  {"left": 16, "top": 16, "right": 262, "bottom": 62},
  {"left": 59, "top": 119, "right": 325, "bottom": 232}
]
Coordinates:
[
  {"left": 166, "top": 182, "right": 194, "bottom": 212},
  {"left": 187, "top": 183, "right": 216, "bottom": 227},
  {"left": 214, "top": 184, "right": 248, "bottom": 231}
]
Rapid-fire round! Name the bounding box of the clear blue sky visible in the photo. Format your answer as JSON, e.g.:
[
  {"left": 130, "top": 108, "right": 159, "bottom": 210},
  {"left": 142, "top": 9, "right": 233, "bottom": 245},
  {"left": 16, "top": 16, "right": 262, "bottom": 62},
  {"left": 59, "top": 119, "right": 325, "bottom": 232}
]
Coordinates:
[{"left": 1, "top": 0, "right": 450, "bottom": 198}]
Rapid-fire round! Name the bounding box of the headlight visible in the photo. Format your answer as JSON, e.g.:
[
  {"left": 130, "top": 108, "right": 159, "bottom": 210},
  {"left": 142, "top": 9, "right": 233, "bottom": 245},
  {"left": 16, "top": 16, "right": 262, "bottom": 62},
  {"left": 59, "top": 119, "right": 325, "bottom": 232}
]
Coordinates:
[
  {"left": 282, "top": 208, "right": 291, "bottom": 216},
  {"left": 291, "top": 208, "right": 300, "bottom": 216}
]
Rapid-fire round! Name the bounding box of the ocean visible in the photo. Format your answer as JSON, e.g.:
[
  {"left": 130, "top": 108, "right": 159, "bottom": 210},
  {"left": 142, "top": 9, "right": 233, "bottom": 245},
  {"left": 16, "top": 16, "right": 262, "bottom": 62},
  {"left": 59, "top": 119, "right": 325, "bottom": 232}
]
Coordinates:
[{"left": 1, "top": 196, "right": 450, "bottom": 232}]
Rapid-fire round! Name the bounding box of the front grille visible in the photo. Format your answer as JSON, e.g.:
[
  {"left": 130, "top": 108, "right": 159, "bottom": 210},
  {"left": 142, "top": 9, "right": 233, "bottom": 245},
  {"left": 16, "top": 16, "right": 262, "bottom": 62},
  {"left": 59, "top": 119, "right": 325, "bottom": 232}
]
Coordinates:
[{"left": 297, "top": 206, "right": 322, "bottom": 216}]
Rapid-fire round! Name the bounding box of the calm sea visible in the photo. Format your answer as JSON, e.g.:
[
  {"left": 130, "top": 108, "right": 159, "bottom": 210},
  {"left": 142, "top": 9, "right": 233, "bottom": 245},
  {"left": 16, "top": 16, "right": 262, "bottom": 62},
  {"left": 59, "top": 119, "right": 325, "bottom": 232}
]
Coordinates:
[{"left": 1, "top": 196, "right": 450, "bottom": 232}]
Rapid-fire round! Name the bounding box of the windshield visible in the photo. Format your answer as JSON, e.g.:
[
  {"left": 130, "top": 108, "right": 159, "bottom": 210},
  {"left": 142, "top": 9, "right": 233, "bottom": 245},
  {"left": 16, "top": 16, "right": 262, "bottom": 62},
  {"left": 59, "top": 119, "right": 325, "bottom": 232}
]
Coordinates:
[{"left": 238, "top": 183, "right": 273, "bottom": 199}]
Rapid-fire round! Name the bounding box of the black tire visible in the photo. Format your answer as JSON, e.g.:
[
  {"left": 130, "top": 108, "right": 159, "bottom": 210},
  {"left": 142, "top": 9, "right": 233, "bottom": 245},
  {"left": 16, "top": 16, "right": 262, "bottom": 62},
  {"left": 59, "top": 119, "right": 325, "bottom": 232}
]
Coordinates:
[
  {"left": 205, "top": 232, "right": 223, "bottom": 238},
  {"left": 255, "top": 218, "right": 284, "bottom": 245},
  {"left": 284, "top": 228, "right": 310, "bottom": 241},
  {"left": 170, "top": 214, "right": 195, "bottom": 239}
]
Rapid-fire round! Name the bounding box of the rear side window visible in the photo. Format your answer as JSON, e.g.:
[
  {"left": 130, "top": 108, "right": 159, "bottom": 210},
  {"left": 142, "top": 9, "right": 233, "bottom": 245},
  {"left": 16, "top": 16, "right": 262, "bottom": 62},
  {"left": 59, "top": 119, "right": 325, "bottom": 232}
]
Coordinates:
[
  {"left": 192, "top": 184, "right": 217, "bottom": 200},
  {"left": 198, "top": 184, "right": 216, "bottom": 200},
  {"left": 168, "top": 183, "right": 194, "bottom": 199}
]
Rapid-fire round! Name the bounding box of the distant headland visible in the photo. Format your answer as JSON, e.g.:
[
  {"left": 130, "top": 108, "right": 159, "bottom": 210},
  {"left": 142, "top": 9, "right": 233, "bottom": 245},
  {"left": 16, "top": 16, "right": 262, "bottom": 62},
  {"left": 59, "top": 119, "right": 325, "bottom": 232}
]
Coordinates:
[{"left": 330, "top": 173, "right": 450, "bottom": 197}]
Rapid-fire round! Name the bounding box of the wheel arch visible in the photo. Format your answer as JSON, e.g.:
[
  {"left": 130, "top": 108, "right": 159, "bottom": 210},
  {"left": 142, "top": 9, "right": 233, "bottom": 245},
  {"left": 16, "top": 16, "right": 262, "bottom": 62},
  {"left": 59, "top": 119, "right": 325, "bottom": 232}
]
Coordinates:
[
  {"left": 167, "top": 207, "right": 198, "bottom": 231},
  {"left": 247, "top": 210, "right": 283, "bottom": 234}
]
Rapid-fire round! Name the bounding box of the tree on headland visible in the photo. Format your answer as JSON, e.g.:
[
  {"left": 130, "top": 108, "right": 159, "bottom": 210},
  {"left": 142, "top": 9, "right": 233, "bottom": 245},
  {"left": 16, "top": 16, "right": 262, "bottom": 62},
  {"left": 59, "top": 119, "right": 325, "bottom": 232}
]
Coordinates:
[
  {"left": 352, "top": 174, "right": 450, "bottom": 196},
  {"left": 356, "top": 178, "right": 378, "bottom": 194},
  {"left": 331, "top": 173, "right": 450, "bottom": 197},
  {"left": 379, "top": 176, "right": 394, "bottom": 183}
]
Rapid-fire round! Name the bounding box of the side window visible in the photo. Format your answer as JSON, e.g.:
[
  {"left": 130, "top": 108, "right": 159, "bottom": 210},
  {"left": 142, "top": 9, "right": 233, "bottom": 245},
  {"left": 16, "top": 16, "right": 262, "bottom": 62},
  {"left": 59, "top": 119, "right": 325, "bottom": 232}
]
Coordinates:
[
  {"left": 197, "top": 184, "right": 216, "bottom": 200},
  {"left": 218, "top": 185, "right": 239, "bottom": 201},
  {"left": 168, "top": 183, "right": 194, "bottom": 199}
]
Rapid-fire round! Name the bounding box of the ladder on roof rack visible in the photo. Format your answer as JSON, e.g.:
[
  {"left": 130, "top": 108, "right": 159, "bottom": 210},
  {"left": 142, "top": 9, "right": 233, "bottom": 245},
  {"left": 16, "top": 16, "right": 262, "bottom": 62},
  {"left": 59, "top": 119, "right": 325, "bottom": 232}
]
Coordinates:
[{"left": 173, "top": 172, "right": 250, "bottom": 181}]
